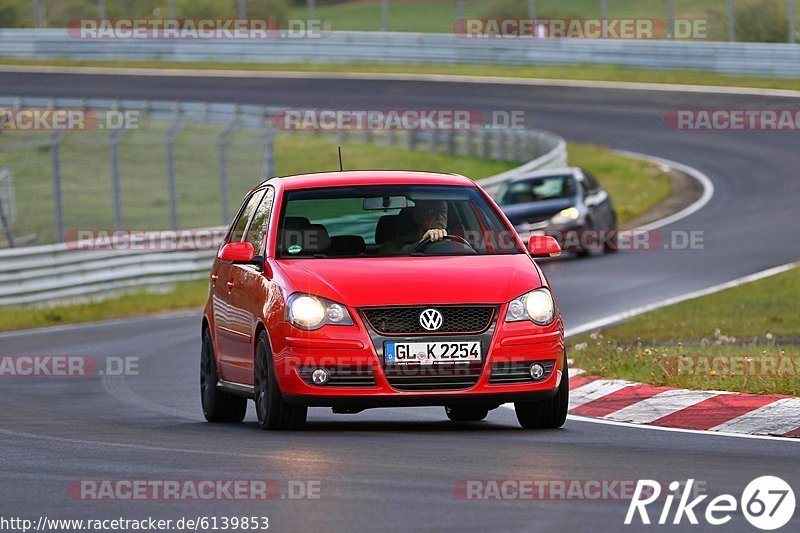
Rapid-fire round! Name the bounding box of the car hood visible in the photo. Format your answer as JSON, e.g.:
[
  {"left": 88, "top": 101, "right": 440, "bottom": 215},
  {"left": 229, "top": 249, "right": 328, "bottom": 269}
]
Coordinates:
[
  {"left": 501, "top": 198, "right": 576, "bottom": 225},
  {"left": 277, "top": 254, "right": 542, "bottom": 307}
]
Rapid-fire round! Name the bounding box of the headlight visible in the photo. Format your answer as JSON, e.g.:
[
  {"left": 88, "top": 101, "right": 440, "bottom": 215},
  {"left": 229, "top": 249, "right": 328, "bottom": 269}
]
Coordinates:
[
  {"left": 287, "top": 293, "right": 354, "bottom": 330},
  {"left": 550, "top": 207, "right": 580, "bottom": 225},
  {"left": 505, "top": 288, "right": 556, "bottom": 326}
]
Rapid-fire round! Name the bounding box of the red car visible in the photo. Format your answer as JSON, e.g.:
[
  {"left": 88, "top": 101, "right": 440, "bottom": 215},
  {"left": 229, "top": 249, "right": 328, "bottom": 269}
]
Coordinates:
[{"left": 201, "top": 171, "right": 567, "bottom": 430}]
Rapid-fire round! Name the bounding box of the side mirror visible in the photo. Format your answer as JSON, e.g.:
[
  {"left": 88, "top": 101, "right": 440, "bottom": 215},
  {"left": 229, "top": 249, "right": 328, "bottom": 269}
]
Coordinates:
[
  {"left": 528, "top": 235, "right": 562, "bottom": 257},
  {"left": 219, "top": 241, "right": 256, "bottom": 263}
]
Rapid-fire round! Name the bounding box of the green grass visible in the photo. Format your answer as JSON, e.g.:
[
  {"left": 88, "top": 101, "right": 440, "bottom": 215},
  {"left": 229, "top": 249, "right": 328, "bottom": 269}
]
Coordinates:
[
  {"left": 569, "top": 266, "right": 800, "bottom": 395},
  {"left": 3, "top": 58, "right": 798, "bottom": 91},
  {"left": 566, "top": 143, "right": 671, "bottom": 224},
  {"left": 0, "top": 280, "right": 210, "bottom": 332}
]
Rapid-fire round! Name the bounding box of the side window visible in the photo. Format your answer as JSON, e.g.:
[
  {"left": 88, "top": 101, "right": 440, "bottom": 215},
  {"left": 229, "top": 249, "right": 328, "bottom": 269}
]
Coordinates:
[
  {"left": 582, "top": 170, "right": 601, "bottom": 192},
  {"left": 578, "top": 179, "right": 590, "bottom": 198},
  {"left": 229, "top": 190, "right": 265, "bottom": 243},
  {"left": 244, "top": 188, "right": 275, "bottom": 255}
]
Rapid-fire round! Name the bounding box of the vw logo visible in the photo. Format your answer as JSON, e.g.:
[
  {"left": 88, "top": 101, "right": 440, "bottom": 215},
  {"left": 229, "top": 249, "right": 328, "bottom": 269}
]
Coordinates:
[{"left": 419, "top": 309, "right": 443, "bottom": 331}]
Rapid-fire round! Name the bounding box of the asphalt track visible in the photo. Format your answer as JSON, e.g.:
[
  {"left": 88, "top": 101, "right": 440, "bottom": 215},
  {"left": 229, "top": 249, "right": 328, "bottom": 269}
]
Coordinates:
[{"left": 1, "top": 71, "right": 799, "bottom": 532}]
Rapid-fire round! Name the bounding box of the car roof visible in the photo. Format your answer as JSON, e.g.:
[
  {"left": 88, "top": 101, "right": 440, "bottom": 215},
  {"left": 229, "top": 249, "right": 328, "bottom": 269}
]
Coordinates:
[
  {"left": 262, "top": 170, "right": 476, "bottom": 191},
  {"left": 506, "top": 167, "right": 581, "bottom": 184}
]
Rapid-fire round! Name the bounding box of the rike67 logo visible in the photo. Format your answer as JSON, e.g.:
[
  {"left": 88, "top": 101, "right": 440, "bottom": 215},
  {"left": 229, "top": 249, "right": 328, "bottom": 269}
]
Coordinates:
[{"left": 626, "top": 477, "right": 795, "bottom": 530}]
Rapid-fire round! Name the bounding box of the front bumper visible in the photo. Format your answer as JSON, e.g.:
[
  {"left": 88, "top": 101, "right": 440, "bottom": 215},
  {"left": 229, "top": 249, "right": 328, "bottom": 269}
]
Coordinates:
[{"left": 271, "top": 310, "right": 565, "bottom": 408}]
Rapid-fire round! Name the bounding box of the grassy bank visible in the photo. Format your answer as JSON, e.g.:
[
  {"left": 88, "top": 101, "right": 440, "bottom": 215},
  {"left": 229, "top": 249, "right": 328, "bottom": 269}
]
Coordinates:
[{"left": 569, "top": 266, "right": 800, "bottom": 395}]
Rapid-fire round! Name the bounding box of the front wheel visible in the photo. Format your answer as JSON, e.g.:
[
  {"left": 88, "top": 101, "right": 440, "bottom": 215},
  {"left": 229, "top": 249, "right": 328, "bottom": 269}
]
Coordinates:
[
  {"left": 445, "top": 405, "right": 490, "bottom": 422},
  {"left": 514, "top": 357, "right": 569, "bottom": 429},
  {"left": 200, "top": 328, "right": 247, "bottom": 423},
  {"left": 254, "top": 331, "right": 307, "bottom": 430}
]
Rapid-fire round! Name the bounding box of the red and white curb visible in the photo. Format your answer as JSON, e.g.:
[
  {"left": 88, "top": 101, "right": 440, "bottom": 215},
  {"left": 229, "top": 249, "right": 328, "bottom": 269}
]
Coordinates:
[{"left": 566, "top": 369, "right": 800, "bottom": 438}]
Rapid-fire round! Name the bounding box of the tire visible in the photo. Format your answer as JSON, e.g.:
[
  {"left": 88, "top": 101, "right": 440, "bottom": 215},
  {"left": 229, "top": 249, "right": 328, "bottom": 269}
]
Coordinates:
[
  {"left": 575, "top": 221, "right": 594, "bottom": 258},
  {"left": 254, "top": 330, "right": 307, "bottom": 430},
  {"left": 445, "top": 405, "right": 490, "bottom": 422},
  {"left": 200, "top": 328, "right": 247, "bottom": 423},
  {"left": 514, "top": 357, "right": 569, "bottom": 429},
  {"left": 604, "top": 225, "right": 619, "bottom": 254}
]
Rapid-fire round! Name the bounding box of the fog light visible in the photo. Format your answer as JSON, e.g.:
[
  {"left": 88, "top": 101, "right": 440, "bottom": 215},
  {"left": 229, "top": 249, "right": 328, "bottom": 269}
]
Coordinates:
[
  {"left": 311, "top": 368, "right": 330, "bottom": 385},
  {"left": 529, "top": 363, "right": 545, "bottom": 380}
]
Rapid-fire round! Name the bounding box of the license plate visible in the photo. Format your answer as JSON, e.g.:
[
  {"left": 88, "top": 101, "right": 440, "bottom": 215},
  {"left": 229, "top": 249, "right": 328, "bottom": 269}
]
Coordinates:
[{"left": 384, "top": 341, "right": 481, "bottom": 366}]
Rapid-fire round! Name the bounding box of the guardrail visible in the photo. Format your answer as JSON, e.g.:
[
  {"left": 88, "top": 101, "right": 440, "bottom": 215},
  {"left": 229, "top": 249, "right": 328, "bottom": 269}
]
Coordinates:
[
  {"left": 0, "top": 97, "right": 566, "bottom": 307},
  {"left": 2, "top": 29, "right": 800, "bottom": 77}
]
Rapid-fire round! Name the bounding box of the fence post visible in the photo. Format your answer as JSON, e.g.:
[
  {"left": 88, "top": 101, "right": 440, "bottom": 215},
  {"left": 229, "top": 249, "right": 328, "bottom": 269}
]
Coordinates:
[
  {"left": 238, "top": 0, "right": 246, "bottom": 19},
  {"left": 381, "top": 0, "right": 389, "bottom": 31},
  {"left": 109, "top": 127, "right": 126, "bottom": 230},
  {"left": 600, "top": 0, "right": 608, "bottom": 20},
  {"left": 0, "top": 168, "right": 14, "bottom": 247},
  {"left": 456, "top": 0, "right": 464, "bottom": 21},
  {"left": 528, "top": 0, "right": 536, "bottom": 19},
  {"left": 51, "top": 131, "right": 65, "bottom": 243},
  {"left": 790, "top": 0, "right": 796, "bottom": 44},
  {"left": 308, "top": 0, "right": 316, "bottom": 20},
  {"left": 165, "top": 114, "right": 188, "bottom": 229},
  {"left": 262, "top": 128, "right": 277, "bottom": 180},
  {"left": 667, "top": 0, "right": 674, "bottom": 40},
  {"left": 219, "top": 117, "right": 238, "bottom": 225},
  {"left": 727, "top": 0, "right": 736, "bottom": 42}
]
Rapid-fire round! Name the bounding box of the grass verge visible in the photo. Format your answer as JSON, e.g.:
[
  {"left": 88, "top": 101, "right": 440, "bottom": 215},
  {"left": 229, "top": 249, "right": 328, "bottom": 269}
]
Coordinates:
[
  {"left": 0, "top": 280, "right": 209, "bottom": 332},
  {"left": 2, "top": 58, "right": 799, "bottom": 91},
  {"left": 569, "top": 266, "right": 800, "bottom": 395}
]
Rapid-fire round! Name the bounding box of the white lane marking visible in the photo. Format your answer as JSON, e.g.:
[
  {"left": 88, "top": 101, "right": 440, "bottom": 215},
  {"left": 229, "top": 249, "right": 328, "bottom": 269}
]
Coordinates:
[
  {"left": 567, "top": 261, "right": 799, "bottom": 338},
  {"left": 710, "top": 398, "right": 800, "bottom": 436},
  {"left": 568, "top": 379, "right": 634, "bottom": 409},
  {"left": 604, "top": 389, "right": 724, "bottom": 424},
  {"left": 613, "top": 150, "right": 715, "bottom": 231},
  {"left": 566, "top": 414, "right": 800, "bottom": 443},
  {"left": 2, "top": 65, "right": 800, "bottom": 99},
  {"left": 567, "top": 367, "right": 585, "bottom": 378}
]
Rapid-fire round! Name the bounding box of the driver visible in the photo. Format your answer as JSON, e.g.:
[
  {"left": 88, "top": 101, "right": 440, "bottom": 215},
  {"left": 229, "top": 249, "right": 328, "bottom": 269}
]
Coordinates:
[{"left": 380, "top": 200, "right": 448, "bottom": 255}]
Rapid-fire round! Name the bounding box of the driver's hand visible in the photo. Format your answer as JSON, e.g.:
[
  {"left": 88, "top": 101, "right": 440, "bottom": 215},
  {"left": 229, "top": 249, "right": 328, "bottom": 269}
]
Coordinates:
[{"left": 422, "top": 229, "right": 447, "bottom": 243}]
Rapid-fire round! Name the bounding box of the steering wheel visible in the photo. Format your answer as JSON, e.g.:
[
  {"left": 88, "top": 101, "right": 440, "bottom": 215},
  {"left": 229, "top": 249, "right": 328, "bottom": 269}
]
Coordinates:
[{"left": 413, "top": 234, "right": 474, "bottom": 253}]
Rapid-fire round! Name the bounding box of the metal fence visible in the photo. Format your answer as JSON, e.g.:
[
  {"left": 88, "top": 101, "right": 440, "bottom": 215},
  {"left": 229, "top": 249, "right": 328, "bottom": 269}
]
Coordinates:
[
  {"left": 0, "top": 96, "right": 563, "bottom": 247},
  {"left": 0, "top": 96, "right": 566, "bottom": 307},
  {"left": 2, "top": 29, "right": 800, "bottom": 77}
]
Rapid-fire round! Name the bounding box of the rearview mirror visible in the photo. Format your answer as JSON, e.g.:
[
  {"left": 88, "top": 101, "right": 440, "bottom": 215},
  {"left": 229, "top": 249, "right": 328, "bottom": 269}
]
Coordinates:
[
  {"left": 219, "top": 241, "right": 256, "bottom": 263},
  {"left": 528, "top": 235, "right": 562, "bottom": 257},
  {"left": 363, "top": 196, "right": 408, "bottom": 211}
]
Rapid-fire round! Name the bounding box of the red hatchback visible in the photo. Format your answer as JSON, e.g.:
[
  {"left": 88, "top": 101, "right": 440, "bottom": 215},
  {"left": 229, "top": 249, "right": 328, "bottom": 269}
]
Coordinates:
[{"left": 201, "top": 171, "right": 567, "bottom": 430}]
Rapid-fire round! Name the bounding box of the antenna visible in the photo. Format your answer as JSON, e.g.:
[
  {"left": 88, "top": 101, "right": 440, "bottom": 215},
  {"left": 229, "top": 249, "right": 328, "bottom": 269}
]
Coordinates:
[{"left": 337, "top": 146, "right": 344, "bottom": 172}]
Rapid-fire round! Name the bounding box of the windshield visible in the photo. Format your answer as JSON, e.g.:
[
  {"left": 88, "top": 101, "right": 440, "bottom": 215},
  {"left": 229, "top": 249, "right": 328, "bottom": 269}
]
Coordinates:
[
  {"left": 276, "top": 185, "right": 522, "bottom": 258},
  {"left": 498, "top": 175, "right": 576, "bottom": 205}
]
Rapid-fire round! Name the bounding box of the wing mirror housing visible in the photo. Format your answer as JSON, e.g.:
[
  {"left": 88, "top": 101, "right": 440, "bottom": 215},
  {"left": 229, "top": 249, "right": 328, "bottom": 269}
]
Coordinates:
[
  {"left": 528, "top": 235, "right": 562, "bottom": 257},
  {"left": 218, "top": 242, "right": 265, "bottom": 272}
]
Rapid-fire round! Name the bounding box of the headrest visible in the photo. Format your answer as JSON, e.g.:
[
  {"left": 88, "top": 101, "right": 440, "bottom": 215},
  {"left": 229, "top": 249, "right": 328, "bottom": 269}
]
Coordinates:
[{"left": 375, "top": 214, "right": 399, "bottom": 244}]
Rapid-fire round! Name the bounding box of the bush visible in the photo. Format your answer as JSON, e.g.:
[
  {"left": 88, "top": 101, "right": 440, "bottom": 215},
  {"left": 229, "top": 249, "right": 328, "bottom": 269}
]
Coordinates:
[{"left": 706, "top": 0, "right": 792, "bottom": 43}]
